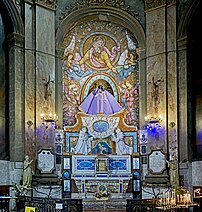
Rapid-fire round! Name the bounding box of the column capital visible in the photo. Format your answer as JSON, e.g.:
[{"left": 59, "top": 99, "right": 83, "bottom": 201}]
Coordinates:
[
  {"left": 7, "top": 32, "right": 24, "bottom": 48},
  {"left": 144, "top": 0, "right": 176, "bottom": 12},
  {"left": 35, "top": 0, "right": 56, "bottom": 10}
]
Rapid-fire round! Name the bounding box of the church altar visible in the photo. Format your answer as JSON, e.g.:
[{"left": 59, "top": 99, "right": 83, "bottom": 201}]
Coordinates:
[{"left": 71, "top": 155, "right": 132, "bottom": 199}]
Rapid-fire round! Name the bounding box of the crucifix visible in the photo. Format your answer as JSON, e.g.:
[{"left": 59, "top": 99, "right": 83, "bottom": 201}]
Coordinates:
[
  {"left": 148, "top": 76, "right": 162, "bottom": 113},
  {"left": 42, "top": 75, "right": 54, "bottom": 101}
]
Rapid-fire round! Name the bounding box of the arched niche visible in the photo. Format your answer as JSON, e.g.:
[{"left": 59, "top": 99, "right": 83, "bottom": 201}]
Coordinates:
[
  {"left": 177, "top": 0, "right": 200, "bottom": 38},
  {"left": 1, "top": 0, "right": 24, "bottom": 35},
  {"left": 80, "top": 73, "right": 121, "bottom": 103},
  {"left": 177, "top": 0, "right": 201, "bottom": 162},
  {"left": 56, "top": 6, "right": 145, "bottom": 50},
  {"left": 55, "top": 5, "right": 145, "bottom": 130}
]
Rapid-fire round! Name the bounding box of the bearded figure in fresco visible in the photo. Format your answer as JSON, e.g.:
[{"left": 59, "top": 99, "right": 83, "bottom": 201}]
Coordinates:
[{"left": 78, "top": 35, "right": 120, "bottom": 73}]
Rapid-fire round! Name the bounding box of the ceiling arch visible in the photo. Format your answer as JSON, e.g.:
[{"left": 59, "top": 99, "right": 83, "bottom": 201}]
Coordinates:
[
  {"left": 56, "top": 6, "right": 145, "bottom": 50},
  {"left": 0, "top": 0, "right": 24, "bottom": 35},
  {"left": 177, "top": 0, "right": 200, "bottom": 39}
]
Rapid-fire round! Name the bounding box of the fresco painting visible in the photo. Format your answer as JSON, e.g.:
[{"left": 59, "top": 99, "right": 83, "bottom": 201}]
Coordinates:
[{"left": 63, "top": 21, "right": 139, "bottom": 155}]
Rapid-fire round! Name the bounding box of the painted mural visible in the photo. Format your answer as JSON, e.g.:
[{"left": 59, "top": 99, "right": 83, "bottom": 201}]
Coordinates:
[{"left": 62, "top": 21, "right": 139, "bottom": 155}]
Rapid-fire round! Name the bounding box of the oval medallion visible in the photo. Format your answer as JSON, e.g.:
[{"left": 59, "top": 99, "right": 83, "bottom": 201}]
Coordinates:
[{"left": 93, "top": 121, "right": 109, "bottom": 132}]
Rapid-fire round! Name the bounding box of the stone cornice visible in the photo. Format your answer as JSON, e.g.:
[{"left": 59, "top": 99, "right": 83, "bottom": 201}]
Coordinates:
[
  {"left": 144, "top": 0, "right": 176, "bottom": 11},
  {"left": 56, "top": 6, "right": 145, "bottom": 48},
  {"left": 59, "top": 0, "right": 139, "bottom": 21},
  {"left": 7, "top": 32, "right": 25, "bottom": 48},
  {"left": 35, "top": 0, "right": 56, "bottom": 10},
  {"left": 144, "top": 0, "right": 166, "bottom": 11},
  {"left": 167, "top": 0, "right": 177, "bottom": 6},
  {"left": 24, "top": 0, "right": 34, "bottom": 4}
]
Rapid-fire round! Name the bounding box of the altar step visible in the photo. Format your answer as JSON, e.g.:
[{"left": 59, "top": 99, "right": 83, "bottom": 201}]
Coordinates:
[
  {"left": 83, "top": 210, "right": 126, "bottom": 212},
  {"left": 83, "top": 198, "right": 127, "bottom": 212}
]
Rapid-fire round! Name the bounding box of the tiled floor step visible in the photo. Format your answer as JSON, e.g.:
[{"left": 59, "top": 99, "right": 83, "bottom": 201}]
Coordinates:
[
  {"left": 83, "top": 198, "right": 127, "bottom": 212},
  {"left": 83, "top": 209, "right": 126, "bottom": 212}
]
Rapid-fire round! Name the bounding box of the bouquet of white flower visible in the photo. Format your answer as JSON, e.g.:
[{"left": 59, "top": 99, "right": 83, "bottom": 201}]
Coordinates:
[{"left": 95, "top": 185, "right": 110, "bottom": 199}]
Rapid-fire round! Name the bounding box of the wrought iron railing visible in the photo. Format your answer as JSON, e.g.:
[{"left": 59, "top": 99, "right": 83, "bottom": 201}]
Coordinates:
[
  {"left": 126, "top": 199, "right": 157, "bottom": 212},
  {"left": 16, "top": 197, "right": 82, "bottom": 212}
]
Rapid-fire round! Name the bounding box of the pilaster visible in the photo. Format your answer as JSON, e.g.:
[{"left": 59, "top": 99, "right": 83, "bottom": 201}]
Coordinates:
[
  {"left": 7, "top": 32, "right": 25, "bottom": 162},
  {"left": 35, "top": 1, "right": 56, "bottom": 149},
  {"left": 35, "top": 0, "right": 56, "bottom": 10},
  {"left": 138, "top": 48, "right": 147, "bottom": 130},
  {"left": 145, "top": 2, "right": 167, "bottom": 152},
  {"left": 177, "top": 37, "right": 188, "bottom": 163},
  {"left": 55, "top": 48, "right": 64, "bottom": 130}
]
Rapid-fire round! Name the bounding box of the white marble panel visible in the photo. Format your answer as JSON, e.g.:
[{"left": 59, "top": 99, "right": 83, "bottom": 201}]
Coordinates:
[
  {"left": 146, "top": 8, "right": 166, "bottom": 57},
  {"left": 36, "top": 6, "right": 55, "bottom": 54},
  {"left": 33, "top": 185, "right": 62, "bottom": 198},
  {"left": 192, "top": 161, "right": 202, "bottom": 186}
]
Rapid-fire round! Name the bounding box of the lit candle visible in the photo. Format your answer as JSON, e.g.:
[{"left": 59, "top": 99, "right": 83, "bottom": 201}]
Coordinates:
[
  {"left": 177, "top": 194, "right": 179, "bottom": 203},
  {"left": 188, "top": 193, "right": 191, "bottom": 203}
]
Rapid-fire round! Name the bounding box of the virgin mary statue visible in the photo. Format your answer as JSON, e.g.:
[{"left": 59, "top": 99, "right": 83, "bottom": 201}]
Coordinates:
[{"left": 80, "top": 85, "right": 122, "bottom": 115}]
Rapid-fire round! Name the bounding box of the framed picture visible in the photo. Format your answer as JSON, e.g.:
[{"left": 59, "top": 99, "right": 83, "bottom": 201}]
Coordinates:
[
  {"left": 63, "top": 180, "right": 70, "bottom": 192},
  {"left": 140, "top": 145, "right": 147, "bottom": 154},
  {"left": 142, "top": 156, "right": 147, "bottom": 164},
  {"left": 65, "top": 132, "right": 79, "bottom": 152},
  {"left": 123, "top": 132, "right": 138, "bottom": 153},
  {"left": 96, "top": 157, "right": 108, "bottom": 173},
  {"left": 133, "top": 157, "right": 140, "bottom": 169},
  {"left": 133, "top": 180, "right": 140, "bottom": 191},
  {"left": 63, "top": 157, "right": 71, "bottom": 170},
  {"left": 56, "top": 156, "right": 62, "bottom": 164},
  {"left": 56, "top": 143, "right": 63, "bottom": 155}
]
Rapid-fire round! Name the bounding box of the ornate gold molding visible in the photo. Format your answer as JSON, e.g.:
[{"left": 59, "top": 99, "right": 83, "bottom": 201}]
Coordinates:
[
  {"left": 145, "top": 0, "right": 176, "bottom": 11},
  {"left": 74, "top": 0, "right": 125, "bottom": 7},
  {"left": 35, "top": 0, "right": 56, "bottom": 10},
  {"left": 60, "top": 0, "right": 139, "bottom": 20}
]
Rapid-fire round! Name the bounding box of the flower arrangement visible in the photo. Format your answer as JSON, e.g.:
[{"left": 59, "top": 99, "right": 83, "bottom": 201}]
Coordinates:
[
  {"left": 174, "top": 186, "right": 187, "bottom": 195},
  {"left": 12, "top": 183, "right": 24, "bottom": 196},
  {"left": 95, "top": 185, "right": 110, "bottom": 199}
]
